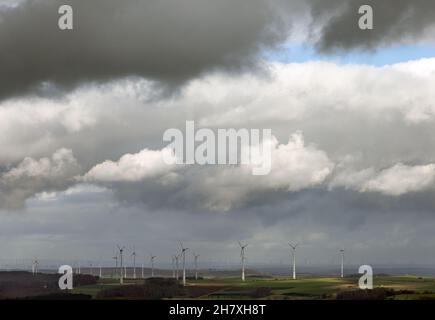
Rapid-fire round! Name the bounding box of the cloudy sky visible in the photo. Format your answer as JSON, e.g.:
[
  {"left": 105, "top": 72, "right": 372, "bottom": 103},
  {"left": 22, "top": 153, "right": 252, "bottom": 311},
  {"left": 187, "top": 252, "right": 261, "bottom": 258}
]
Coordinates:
[{"left": 1, "top": 0, "right": 435, "bottom": 269}]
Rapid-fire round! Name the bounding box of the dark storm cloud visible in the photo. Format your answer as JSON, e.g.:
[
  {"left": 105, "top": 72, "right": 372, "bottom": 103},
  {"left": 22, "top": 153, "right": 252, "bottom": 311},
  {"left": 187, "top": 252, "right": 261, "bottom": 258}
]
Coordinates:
[
  {"left": 109, "top": 173, "right": 435, "bottom": 222},
  {"left": 4, "top": 186, "right": 435, "bottom": 264},
  {"left": 309, "top": 0, "right": 435, "bottom": 53},
  {"left": 2, "top": 0, "right": 434, "bottom": 100},
  {"left": 0, "top": 0, "right": 288, "bottom": 100}
]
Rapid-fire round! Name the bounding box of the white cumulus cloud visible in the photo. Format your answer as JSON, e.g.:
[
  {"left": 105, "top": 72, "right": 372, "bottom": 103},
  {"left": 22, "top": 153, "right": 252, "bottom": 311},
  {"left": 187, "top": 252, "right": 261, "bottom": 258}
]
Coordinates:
[
  {"left": 361, "top": 164, "right": 435, "bottom": 196},
  {"left": 331, "top": 163, "right": 435, "bottom": 196},
  {"left": 0, "top": 148, "right": 81, "bottom": 208},
  {"left": 83, "top": 148, "right": 177, "bottom": 182}
]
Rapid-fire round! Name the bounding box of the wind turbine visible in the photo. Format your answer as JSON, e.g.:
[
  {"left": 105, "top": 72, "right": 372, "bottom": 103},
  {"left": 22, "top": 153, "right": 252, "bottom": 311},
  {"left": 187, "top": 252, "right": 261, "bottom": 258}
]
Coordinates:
[
  {"left": 117, "top": 245, "right": 125, "bottom": 284},
  {"left": 289, "top": 243, "right": 299, "bottom": 280},
  {"left": 131, "top": 247, "right": 137, "bottom": 279},
  {"left": 150, "top": 254, "right": 156, "bottom": 278},
  {"left": 193, "top": 253, "right": 200, "bottom": 280},
  {"left": 238, "top": 241, "right": 248, "bottom": 282},
  {"left": 340, "top": 249, "right": 345, "bottom": 278},
  {"left": 179, "top": 242, "right": 189, "bottom": 286}
]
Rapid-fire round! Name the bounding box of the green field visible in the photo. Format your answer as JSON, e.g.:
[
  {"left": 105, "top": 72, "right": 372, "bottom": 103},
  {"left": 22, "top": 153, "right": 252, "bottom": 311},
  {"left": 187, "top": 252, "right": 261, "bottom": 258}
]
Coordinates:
[{"left": 71, "top": 275, "right": 435, "bottom": 300}]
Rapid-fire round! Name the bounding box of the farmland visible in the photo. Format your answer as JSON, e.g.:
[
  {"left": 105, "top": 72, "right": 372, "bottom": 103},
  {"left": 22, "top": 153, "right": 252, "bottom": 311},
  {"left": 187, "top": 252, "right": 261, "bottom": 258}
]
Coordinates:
[
  {"left": 72, "top": 274, "right": 435, "bottom": 300},
  {"left": 2, "top": 270, "right": 435, "bottom": 300}
]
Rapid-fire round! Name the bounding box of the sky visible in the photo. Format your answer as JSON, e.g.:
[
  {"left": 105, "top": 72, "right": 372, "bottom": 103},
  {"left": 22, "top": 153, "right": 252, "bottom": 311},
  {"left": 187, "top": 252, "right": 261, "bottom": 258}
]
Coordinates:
[{"left": 1, "top": 0, "right": 435, "bottom": 270}]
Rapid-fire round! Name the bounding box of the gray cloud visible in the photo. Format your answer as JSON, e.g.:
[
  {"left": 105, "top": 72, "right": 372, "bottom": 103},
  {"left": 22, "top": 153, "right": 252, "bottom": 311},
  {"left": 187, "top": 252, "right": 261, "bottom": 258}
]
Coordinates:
[
  {"left": 309, "top": 0, "right": 435, "bottom": 52},
  {"left": 3, "top": 186, "right": 435, "bottom": 265},
  {"left": 0, "top": 0, "right": 288, "bottom": 100},
  {"left": 2, "top": 0, "right": 434, "bottom": 101}
]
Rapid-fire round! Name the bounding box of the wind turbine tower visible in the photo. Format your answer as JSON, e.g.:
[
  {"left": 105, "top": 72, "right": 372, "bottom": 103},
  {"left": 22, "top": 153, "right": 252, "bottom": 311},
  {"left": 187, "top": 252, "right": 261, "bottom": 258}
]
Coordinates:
[
  {"left": 289, "top": 243, "right": 299, "bottom": 280},
  {"left": 113, "top": 255, "right": 118, "bottom": 278},
  {"left": 75, "top": 261, "right": 81, "bottom": 275},
  {"left": 193, "top": 253, "right": 200, "bottom": 280},
  {"left": 132, "top": 247, "right": 137, "bottom": 279},
  {"left": 238, "top": 242, "right": 248, "bottom": 282},
  {"left": 172, "top": 256, "right": 176, "bottom": 278},
  {"left": 150, "top": 254, "right": 156, "bottom": 277},
  {"left": 175, "top": 254, "right": 180, "bottom": 280},
  {"left": 117, "top": 245, "right": 125, "bottom": 284},
  {"left": 179, "top": 242, "right": 189, "bottom": 286},
  {"left": 32, "top": 258, "right": 39, "bottom": 275},
  {"left": 340, "top": 249, "right": 345, "bottom": 278}
]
